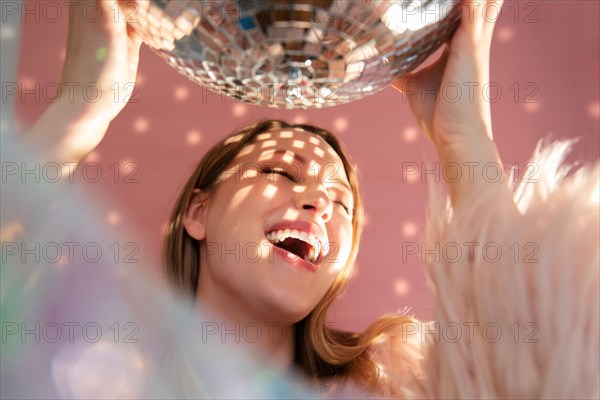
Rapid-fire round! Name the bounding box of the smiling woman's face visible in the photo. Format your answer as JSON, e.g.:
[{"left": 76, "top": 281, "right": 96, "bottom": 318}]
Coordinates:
[{"left": 184, "top": 128, "right": 354, "bottom": 323}]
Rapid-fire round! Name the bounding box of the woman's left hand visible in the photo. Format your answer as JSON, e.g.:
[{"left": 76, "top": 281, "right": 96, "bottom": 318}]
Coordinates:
[{"left": 392, "top": 0, "right": 512, "bottom": 209}]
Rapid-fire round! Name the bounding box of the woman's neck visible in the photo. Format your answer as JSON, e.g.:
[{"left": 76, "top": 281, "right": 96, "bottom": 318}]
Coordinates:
[{"left": 196, "top": 286, "right": 296, "bottom": 373}]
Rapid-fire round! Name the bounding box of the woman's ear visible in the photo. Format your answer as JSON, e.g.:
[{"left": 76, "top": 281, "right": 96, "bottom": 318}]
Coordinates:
[{"left": 183, "top": 189, "right": 210, "bottom": 240}]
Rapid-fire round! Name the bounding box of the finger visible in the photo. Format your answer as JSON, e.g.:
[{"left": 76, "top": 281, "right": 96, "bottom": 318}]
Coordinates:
[
  {"left": 391, "top": 45, "right": 450, "bottom": 94},
  {"left": 460, "top": 0, "right": 504, "bottom": 39},
  {"left": 391, "top": 72, "right": 416, "bottom": 94}
]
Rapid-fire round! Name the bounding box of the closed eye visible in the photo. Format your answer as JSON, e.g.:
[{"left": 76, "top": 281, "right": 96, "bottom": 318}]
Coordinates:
[
  {"left": 261, "top": 167, "right": 297, "bottom": 183},
  {"left": 335, "top": 200, "right": 351, "bottom": 215}
]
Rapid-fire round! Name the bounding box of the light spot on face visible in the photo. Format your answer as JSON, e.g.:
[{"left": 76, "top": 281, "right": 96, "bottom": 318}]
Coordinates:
[
  {"left": 218, "top": 166, "right": 238, "bottom": 183},
  {"left": 293, "top": 185, "right": 306, "bottom": 193},
  {"left": 279, "top": 130, "right": 294, "bottom": 138},
  {"left": 313, "top": 146, "right": 325, "bottom": 158},
  {"left": 327, "top": 148, "right": 338, "bottom": 158},
  {"left": 283, "top": 208, "right": 300, "bottom": 220},
  {"left": 308, "top": 137, "right": 321, "bottom": 145},
  {"left": 225, "top": 133, "right": 244, "bottom": 145},
  {"left": 261, "top": 140, "right": 277, "bottom": 148},
  {"left": 308, "top": 162, "right": 321, "bottom": 177},
  {"left": 258, "top": 149, "right": 275, "bottom": 161},
  {"left": 236, "top": 144, "right": 255, "bottom": 157},
  {"left": 282, "top": 151, "right": 296, "bottom": 163},
  {"left": 263, "top": 184, "right": 278, "bottom": 198},
  {"left": 242, "top": 168, "right": 258, "bottom": 179},
  {"left": 231, "top": 186, "right": 253, "bottom": 208},
  {"left": 293, "top": 140, "right": 305, "bottom": 149},
  {"left": 256, "top": 133, "right": 272, "bottom": 141}
]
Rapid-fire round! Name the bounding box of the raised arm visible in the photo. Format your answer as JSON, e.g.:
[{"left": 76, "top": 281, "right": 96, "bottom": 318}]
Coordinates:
[
  {"left": 376, "top": 2, "right": 599, "bottom": 399},
  {"left": 393, "top": 0, "right": 514, "bottom": 212},
  {"left": 21, "top": 0, "right": 142, "bottom": 167}
]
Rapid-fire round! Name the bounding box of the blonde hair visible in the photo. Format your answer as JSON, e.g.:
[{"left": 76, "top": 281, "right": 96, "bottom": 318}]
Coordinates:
[{"left": 163, "top": 119, "right": 414, "bottom": 395}]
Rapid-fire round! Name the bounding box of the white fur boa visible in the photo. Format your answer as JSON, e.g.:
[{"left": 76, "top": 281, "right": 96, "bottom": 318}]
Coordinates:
[{"left": 368, "top": 139, "right": 599, "bottom": 399}]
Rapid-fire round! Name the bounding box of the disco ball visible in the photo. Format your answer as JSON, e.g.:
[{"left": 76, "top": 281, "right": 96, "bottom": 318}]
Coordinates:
[{"left": 130, "top": 0, "right": 461, "bottom": 109}]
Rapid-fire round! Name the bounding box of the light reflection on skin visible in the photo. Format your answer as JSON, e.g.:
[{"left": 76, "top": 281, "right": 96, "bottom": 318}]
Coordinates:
[{"left": 184, "top": 128, "right": 355, "bottom": 370}]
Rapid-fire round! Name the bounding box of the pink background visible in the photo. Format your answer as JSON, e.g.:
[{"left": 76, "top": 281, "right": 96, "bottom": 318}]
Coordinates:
[{"left": 15, "top": 0, "right": 599, "bottom": 331}]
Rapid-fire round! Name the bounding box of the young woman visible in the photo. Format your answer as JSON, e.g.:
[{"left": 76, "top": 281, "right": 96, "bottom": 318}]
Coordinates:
[{"left": 22, "top": 1, "right": 598, "bottom": 398}]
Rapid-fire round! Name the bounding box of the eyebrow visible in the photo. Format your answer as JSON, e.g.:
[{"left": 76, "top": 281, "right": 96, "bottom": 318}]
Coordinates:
[{"left": 270, "top": 149, "right": 352, "bottom": 193}]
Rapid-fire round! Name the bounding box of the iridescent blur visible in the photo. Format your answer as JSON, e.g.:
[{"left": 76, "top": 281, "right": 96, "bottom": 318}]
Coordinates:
[{"left": 130, "top": 0, "right": 460, "bottom": 109}]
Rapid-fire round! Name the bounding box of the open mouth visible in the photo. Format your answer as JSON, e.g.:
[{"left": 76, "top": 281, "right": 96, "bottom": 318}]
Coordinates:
[{"left": 266, "top": 229, "right": 322, "bottom": 265}]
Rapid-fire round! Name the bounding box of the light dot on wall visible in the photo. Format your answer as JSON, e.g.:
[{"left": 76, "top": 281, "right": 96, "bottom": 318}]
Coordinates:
[
  {"left": 524, "top": 101, "right": 541, "bottom": 113},
  {"left": 394, "top": 278, "right": 410, "bottom": 296},
  {"left": 107, "top": 211, "right": 121, "bottom": 225},
  {"left": 497, "top": 26, "right": 514, "bottom": 42},
  {"left": 232, "top": 103, "right": 248, "bottom": 117},
  {"left": 59, "top": 47, "right": 66, "bottom": 62},
  {"left": 120, "top": 159, "right": 136, "bottom": 174},
  {"left": 293, "top": 114, "right": 307, "bottom": 124},
  {"left": 403, "top": 126, "right": 418, "bottom": 142},
  {"left": 174, "top": 86, "right": 190, "bottom": 101},
  {"left": 186, "top": 130, "right": 202, "bottom": 146},
  {"left": 333, "top": 117, "right": 348, "bottom": 132},
  {"left": 402, "top": 222, "right": 418, "bottom": 238},
  {"left": 405, "top": 168, "right": 420, "bottom": 184},
  {"left": 133, "top": 117, "right": 149, "bottom": 133},
  {"left": 136, "top": 74, "right": 145, "bottom": 86},
  {"left": 588, "top": 101, "right": 600, "bottom": 118}
]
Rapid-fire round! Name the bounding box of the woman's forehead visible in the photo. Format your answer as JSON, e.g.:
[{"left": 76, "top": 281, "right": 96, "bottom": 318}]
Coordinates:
[{"left": 236, "top": 128, "right": 348, "bottom": 177}]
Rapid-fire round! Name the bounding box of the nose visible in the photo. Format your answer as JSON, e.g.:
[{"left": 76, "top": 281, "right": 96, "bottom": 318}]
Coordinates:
[{"left": 296, "top": 184, "right": 333, "bottom": 223}]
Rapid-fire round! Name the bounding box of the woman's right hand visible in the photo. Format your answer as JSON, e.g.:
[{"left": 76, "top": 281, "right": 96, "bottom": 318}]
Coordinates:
[{"left": 59, "top": 0, "right": 142, "bottom": 121}]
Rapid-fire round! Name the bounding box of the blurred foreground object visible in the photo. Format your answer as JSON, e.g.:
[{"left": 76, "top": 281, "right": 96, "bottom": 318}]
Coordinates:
[
  {"left": 0, "top": 135, "right": 322, "bottom": 399},
  {"left": 130, "top": 0, "right": 460, "bottom": 109}
]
